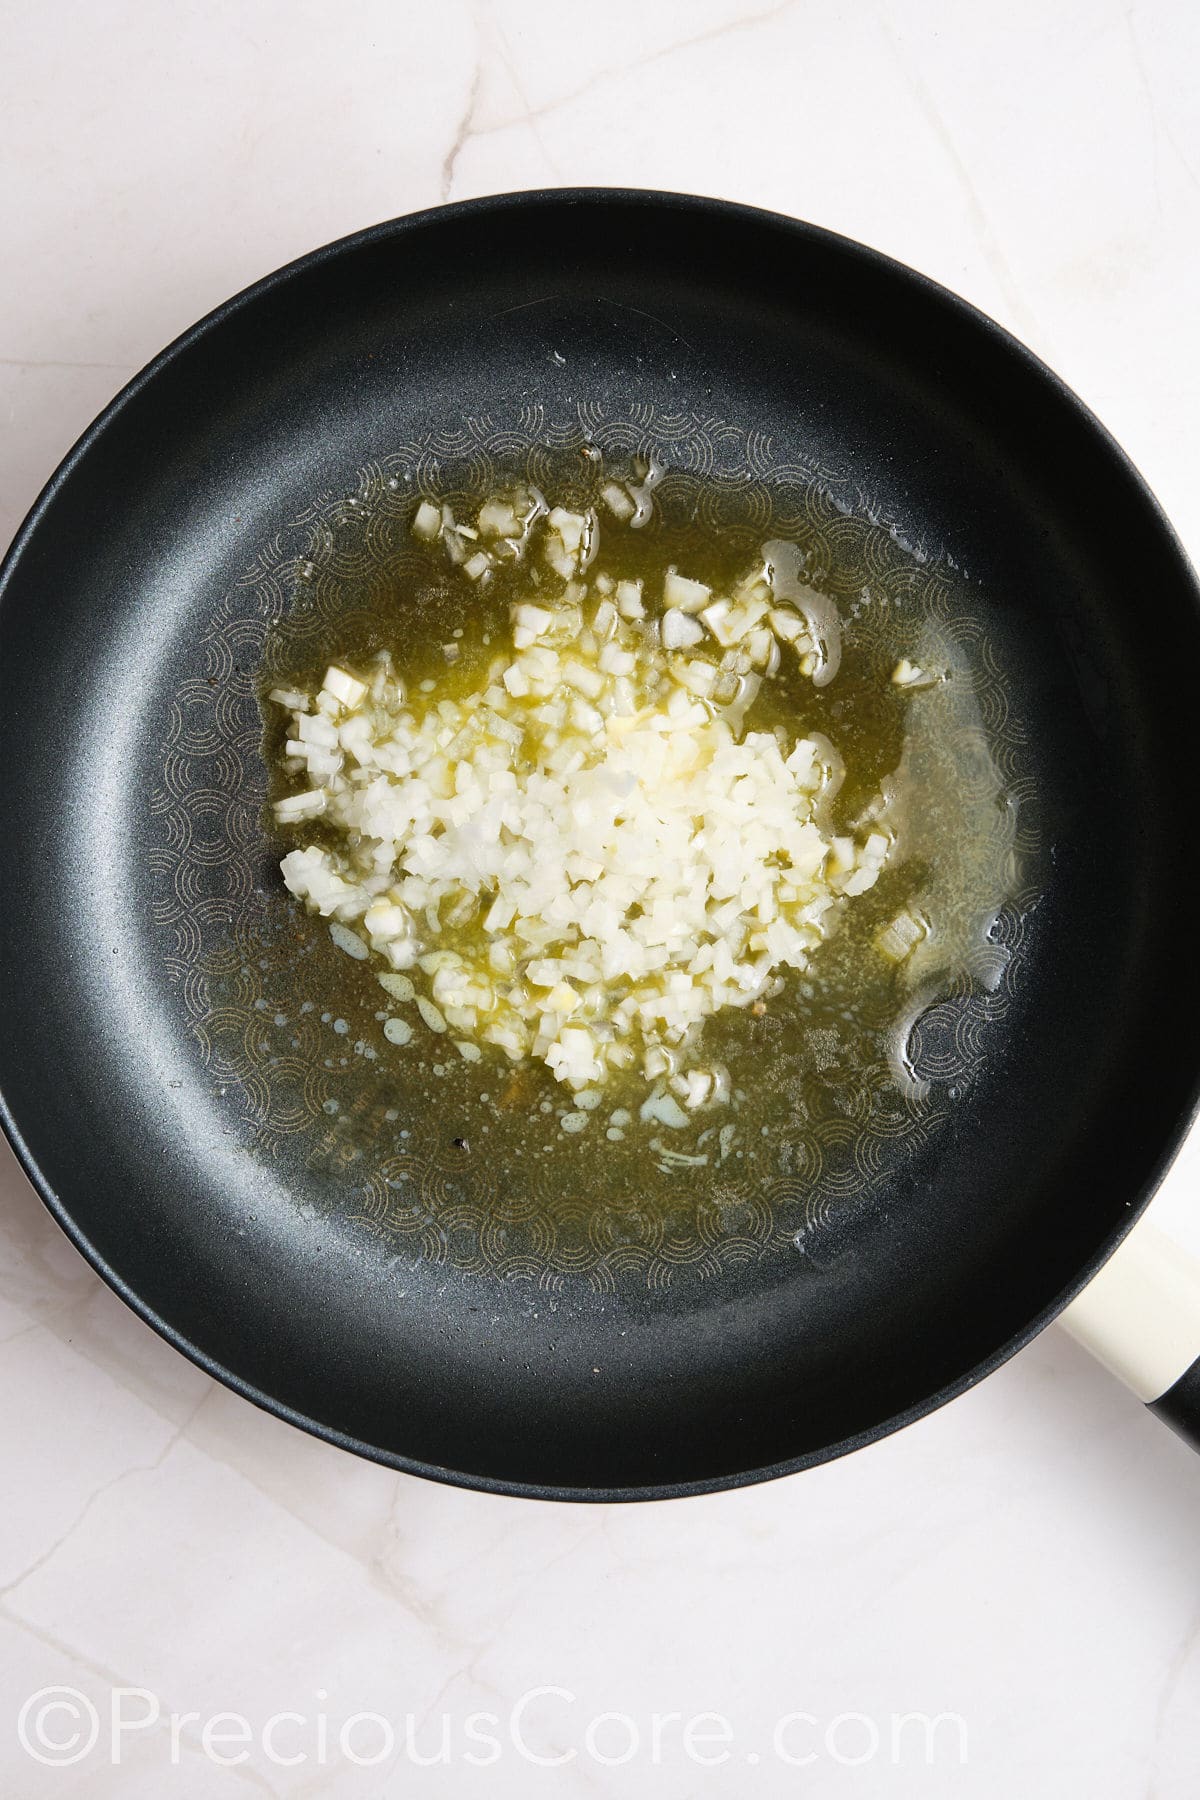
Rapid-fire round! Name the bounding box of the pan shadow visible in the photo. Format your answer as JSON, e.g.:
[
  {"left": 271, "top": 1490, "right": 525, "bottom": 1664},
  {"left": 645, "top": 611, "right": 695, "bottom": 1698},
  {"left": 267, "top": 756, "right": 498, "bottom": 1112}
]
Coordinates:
[{"left": 5, "top": 1107, "right": 1200, "bottom": 1560}]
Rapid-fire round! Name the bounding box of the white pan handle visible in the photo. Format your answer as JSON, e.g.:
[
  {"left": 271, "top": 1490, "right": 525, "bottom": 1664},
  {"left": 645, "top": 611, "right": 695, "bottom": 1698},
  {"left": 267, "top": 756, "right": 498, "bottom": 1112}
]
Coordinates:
[{"left": 1060, "top": 1200, "right": 1200, "bottom": 1449}]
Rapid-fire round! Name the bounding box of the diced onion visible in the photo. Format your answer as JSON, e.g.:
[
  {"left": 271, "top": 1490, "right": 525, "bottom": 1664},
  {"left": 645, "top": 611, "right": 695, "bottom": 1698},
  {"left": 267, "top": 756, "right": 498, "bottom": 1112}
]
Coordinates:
[{"left": 273, "top": 492, "right": 891, "bottom": 1104}]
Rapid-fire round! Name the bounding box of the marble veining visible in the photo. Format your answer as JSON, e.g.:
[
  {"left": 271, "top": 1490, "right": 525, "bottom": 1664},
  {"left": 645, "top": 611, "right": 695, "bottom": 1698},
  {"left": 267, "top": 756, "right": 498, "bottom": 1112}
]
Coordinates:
[{"left": 2, "top": 1, "right": 1199, "bottom": 1793}]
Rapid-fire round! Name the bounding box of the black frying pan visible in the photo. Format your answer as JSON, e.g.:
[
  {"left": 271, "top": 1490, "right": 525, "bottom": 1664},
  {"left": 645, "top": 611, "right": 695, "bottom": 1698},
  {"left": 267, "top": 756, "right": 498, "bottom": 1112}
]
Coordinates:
[{"left": 2, "top": 190, "right": 1199, "bottom": 1500}]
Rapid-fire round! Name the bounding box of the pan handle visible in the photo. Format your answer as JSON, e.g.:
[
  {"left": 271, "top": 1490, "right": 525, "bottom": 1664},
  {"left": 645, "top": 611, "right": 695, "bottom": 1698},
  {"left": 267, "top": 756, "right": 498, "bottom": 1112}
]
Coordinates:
[{"left": 1060, "top": 1209, "right": 1200, "bottom": 1451}]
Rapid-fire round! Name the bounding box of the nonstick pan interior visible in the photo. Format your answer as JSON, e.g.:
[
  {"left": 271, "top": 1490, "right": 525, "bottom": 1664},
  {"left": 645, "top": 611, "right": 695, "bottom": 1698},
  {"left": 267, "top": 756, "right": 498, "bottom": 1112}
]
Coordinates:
[{"left": 1, "top": 192, "right": 1199, "bottom": 1499}]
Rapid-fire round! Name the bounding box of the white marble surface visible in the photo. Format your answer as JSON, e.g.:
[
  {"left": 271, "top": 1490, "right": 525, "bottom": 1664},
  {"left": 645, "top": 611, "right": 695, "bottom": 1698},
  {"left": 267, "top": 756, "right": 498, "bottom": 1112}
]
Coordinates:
[{"left": 3, "top": 1, "right": 1200, "bottom": 1792}]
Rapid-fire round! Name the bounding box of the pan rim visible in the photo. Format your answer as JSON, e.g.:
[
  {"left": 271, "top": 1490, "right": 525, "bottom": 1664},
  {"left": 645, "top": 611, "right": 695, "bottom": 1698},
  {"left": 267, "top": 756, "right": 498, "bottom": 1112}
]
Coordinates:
[{"left": 2, "top": 185, "right": 1199, "bottom": 1501}]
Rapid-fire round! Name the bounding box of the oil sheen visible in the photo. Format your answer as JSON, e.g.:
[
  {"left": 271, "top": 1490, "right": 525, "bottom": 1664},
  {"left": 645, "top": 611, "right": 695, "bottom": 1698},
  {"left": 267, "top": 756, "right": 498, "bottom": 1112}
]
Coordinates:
[{"left": 256, "top": 462, "right": 1026, "bottom": 1222}]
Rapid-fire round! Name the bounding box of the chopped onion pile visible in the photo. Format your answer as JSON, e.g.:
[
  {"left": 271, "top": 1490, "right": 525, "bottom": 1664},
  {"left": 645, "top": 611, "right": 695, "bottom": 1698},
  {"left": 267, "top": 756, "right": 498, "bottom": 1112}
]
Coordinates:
[{"left": 272, "top": 493, "right": 894, "bottom": 1106}]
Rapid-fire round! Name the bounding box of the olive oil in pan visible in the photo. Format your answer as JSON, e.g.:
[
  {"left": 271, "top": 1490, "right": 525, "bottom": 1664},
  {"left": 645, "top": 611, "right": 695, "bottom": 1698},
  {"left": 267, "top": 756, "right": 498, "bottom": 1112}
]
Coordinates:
[{"left": 256, "top": 466, "right": 1027, "bottom": 1221}]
